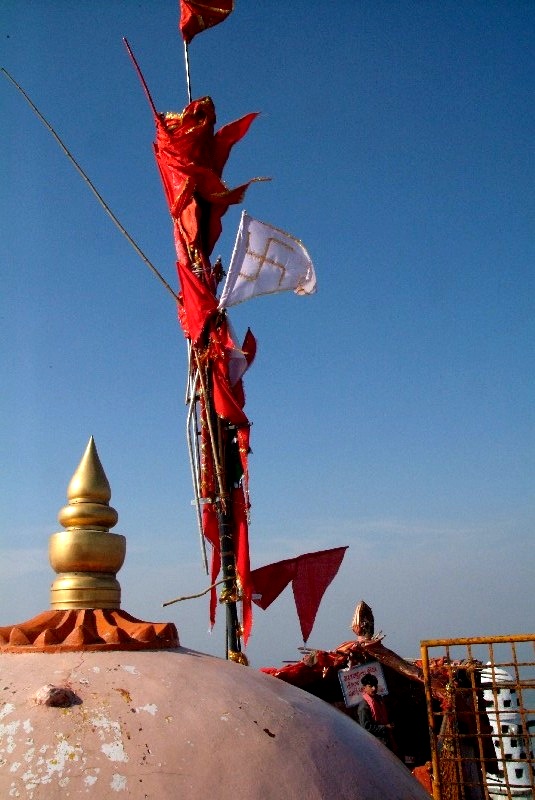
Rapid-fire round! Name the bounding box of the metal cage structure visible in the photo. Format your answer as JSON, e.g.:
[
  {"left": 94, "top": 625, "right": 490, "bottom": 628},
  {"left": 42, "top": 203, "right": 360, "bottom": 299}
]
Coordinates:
[{"left": 420, "top": 635, "right": 535, "bottom": 800}]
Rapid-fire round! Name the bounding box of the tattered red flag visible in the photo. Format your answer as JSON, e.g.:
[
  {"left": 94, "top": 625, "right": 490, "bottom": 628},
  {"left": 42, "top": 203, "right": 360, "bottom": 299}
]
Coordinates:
[
  {"left": 153, "top": 99, "right": 258, "bottom": 261},
  {"left": 175, "top": 260, "right": 218, "bottom": 342},
  {"left": 151, "top": 87, "right": 259, "bottom": 651},
  {"left": 179, "top": 0, "right": 234, "bottom": 45},
  {"left": 251, "top": 547, "right": 348, "bottom": 643},
  {"left": 213, "top": 112, "right": 258, "bottom": 177},
  {"left": 209, "top": 322, "right": 250, "bottom": 428}
]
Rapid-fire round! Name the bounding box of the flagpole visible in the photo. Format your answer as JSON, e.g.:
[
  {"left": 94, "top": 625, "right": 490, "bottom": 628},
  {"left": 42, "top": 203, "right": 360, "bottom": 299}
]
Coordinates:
[
  {"left": 159, "top": 3, "right": 250, "bottom": 662},
  {"left": 210, "top": 387, "right": 245, "bottom": 660},
  {"left": 191, "top": 345, "right": 245, "bottom": 659},
  {"left": 219, "top": 510, "right": 242, "bottom": 656},
  {"left": 124, "top": 27, "right": 244, "bottom": 658},
  {"left": 122, "top": 38, "right": 159, "bottom": 119},
  {"left": 184, "top": 41, "right": 192, "bottom": 103}
]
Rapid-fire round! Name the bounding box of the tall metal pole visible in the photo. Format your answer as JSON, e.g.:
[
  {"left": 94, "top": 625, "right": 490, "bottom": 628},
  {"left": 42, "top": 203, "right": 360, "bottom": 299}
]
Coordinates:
[
  {"left": 219, "top": 510, "right": 241, "bottom": 656},
  {"left": 184, "top": 42, "right": 192, "bottom": 103},
  {"left": 215, "top": 414, "right": 243, "bottom": 660}
]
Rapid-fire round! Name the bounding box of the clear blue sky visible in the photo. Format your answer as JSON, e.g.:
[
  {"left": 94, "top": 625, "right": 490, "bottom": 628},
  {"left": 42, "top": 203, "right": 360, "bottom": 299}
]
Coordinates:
[{"left": 1, "top": 1, "right": 533, "bottom": 667}]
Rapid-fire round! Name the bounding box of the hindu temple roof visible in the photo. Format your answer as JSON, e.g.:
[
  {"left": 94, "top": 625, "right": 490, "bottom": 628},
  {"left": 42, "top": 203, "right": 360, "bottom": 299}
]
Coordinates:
[{"left": 0, "top": 439, "right": 431, "bottom": 799}]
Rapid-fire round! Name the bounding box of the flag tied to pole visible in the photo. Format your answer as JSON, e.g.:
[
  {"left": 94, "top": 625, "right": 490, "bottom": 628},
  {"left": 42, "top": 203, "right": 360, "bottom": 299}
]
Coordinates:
[
  {"left": 250, "top": 547, "right": 347, "bottom": 643},
  {"left": 179, "top": 0, "right": 234, "bottom": 44},
  {"left": 218, "top": 211, "right": 317, "bottom": 309},
  {"left": 153, "top": 95, "right": 258, "bottom": 643}
]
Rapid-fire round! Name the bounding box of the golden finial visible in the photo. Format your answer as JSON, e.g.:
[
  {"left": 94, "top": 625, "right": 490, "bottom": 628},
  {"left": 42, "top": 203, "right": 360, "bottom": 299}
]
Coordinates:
[
  {"left": 0, "top": 437, "right": 178, "bottom": 651},
  {"left": 49, "top": 437, "right": 126, "bottom": 609}
]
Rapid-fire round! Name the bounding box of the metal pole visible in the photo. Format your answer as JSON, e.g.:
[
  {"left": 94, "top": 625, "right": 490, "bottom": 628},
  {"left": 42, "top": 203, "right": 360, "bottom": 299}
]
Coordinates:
[
  {"left": 184, "top": 41, "right": 192, "bottom": 103},
  {"left": 219, "top": 509, "right": 241, "bottom": 657},
  {"left": 420, "top": 641, "right": 442, "bottom": 800},
  {"left": 123, "top": 38, "right": 159, "bottom": 118}
]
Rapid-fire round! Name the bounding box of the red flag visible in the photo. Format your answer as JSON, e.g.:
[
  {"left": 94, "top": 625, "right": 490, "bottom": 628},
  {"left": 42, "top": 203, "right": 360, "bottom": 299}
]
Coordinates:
[
  {"left": 213, "top": 112, "right": 259, "bottom": 177},
  {"left": 175, "top": 260, "right": 218, "bottom": 342},
  {"left": 292, "top": 547, "right": 347, "bottom": 643},
  {"left": 179, "top": 0, "right": 234, "bottom": 45},
  {"left": 152, "top": 91, "right": 259, "bottom": 652},
  {"left": 209, "top": 322, "right": 250, "bottom": 427},
  {"left": 250, "top": 557, "right": 296, "bottom": 610},
  {"left": 198, "top": 399, "right": 220, "bottom": 629},
  {"left": 231, "top": 327, "right": 256, "bottom": 409},
  {"left": 153, "top": 99, "right": 257, "bottom": 261},
  {"left": 232, "top": 488, "right": 252, "bottom": 643},
  {"left": 251, "top": 547, "right": 348, "bottom": 643},
  {"left": 203, "top": 502, "right": 220, "bottom": 628}
]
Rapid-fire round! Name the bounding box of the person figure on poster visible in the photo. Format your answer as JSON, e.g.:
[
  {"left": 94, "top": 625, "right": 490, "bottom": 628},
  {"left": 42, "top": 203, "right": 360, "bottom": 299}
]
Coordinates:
[{"left": 356, "top": 673, "right": 394, "bottom": 747}]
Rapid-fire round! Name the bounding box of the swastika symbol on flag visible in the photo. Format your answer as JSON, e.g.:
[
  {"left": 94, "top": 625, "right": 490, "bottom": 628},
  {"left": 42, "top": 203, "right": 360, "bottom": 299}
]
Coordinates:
[{"left": 239, "top": 233, "right": 293, "bottom": 287}]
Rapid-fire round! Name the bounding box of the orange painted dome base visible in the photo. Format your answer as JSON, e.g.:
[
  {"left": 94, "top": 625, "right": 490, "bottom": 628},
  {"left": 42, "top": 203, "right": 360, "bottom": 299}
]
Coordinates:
[{"left": 0, "top": 608, "right": 179, "bottom": 652}]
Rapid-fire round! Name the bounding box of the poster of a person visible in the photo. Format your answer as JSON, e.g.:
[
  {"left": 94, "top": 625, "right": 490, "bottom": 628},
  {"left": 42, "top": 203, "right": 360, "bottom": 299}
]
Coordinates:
[{"left": 338, "top": 661, "right": 388, "bottom": 707}]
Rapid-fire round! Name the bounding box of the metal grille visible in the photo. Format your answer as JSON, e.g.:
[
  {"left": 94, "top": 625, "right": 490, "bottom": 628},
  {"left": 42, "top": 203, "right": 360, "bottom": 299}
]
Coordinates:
[{"left": 420, "top": 635, "right": 535, "bottom": 800}]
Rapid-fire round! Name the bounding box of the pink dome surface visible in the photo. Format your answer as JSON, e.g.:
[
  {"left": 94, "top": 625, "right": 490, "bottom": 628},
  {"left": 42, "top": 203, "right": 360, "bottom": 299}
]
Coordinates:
[{"left": 0, "top": 647, "right": 430, "bottom": 799}]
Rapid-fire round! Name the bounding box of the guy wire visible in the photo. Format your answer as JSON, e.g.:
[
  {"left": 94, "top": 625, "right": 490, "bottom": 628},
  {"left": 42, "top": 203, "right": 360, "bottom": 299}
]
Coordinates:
[{"left": 1, "top": 67, "right": 178, "bottom": 303}]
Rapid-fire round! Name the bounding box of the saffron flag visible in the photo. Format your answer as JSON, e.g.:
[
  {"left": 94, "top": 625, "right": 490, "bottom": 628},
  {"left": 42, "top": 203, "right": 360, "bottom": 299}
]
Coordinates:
[
  {"left": 251, "top": 547, "right": 347, "bottom": 643},
  {"left": 179, "top": 0, "right": 233, "bottom": 44},
  {"left": 218, "top": 211, "right": 317, "bottom": 309}
]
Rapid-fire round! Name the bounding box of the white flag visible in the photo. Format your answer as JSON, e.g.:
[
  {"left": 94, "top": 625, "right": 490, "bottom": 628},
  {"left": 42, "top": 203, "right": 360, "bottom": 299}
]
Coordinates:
[{"left": 218, "top": 211, "right": 317, "bottom": 309}]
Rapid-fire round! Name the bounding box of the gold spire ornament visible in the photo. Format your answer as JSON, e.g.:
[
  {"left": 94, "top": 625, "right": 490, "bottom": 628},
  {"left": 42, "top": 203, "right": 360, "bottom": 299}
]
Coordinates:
[
  {"left": 0, "top": 438, "right": 178, "bottom": 652},
  {"left": 49, "top": 437, "right": 125, "bottom": 609}
]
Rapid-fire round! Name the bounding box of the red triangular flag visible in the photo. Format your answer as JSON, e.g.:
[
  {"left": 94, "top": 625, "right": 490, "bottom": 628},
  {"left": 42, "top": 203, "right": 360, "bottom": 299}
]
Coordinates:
[
  {"left": 291, "top": 547, "right": 348, "bottom": 643},
  {"left": 251, "top": 547, "right": 348, "bottom": 643},
  {"left": 179, "top": 0, "right": 233, "bottom": 44},
  {"left": 250, "top": 557, "right": 297, "bottom": 610}
]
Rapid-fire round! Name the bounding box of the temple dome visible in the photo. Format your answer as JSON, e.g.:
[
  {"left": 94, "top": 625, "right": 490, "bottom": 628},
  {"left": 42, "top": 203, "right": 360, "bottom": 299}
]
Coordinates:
[
  {"left": 0, "top": 647, "right": 430, "bottom": 799},
  {"left": 0, "top": 439, "right": 429, "bottom": 798}
]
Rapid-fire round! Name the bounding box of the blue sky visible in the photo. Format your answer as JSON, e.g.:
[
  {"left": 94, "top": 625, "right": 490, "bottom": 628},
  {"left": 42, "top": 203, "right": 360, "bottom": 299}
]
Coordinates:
[{"left": 1, "top": 1, "right": 533, "bottom": 667}]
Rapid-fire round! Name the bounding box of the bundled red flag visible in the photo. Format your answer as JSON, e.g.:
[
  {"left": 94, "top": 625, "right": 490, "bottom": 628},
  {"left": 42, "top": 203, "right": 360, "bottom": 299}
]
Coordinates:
[
  {"left": 179, "top": 0, "right": 234, "bottom": 44},
  {"left": 153, "top": 97, "right": 258, "bottom": 341},
  {"left": 251, "top": 547, "right": 348, "bottom": 643},
  {"left": 153, "top": 92, "right": 258, "bottom": 646}
]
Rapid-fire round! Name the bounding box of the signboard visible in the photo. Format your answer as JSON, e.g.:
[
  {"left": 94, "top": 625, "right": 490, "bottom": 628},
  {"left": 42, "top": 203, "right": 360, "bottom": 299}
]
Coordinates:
[{"left": 338, "top": 661, "right": 388, "bottom": 708}]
